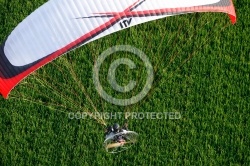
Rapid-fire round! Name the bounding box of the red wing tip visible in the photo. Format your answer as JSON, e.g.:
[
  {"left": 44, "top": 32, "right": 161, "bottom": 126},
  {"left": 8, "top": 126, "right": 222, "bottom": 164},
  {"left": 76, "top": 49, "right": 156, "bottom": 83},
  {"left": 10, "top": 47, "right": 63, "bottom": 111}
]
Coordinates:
[
  {"left": 0, "top": 88, "right": 10, "bottom": 99},
  {"left": 1, "top": 92, "right": 9, "bottom": 99},
  {"left": 229, "top": 14, "right": 236, "bottom": 24}
]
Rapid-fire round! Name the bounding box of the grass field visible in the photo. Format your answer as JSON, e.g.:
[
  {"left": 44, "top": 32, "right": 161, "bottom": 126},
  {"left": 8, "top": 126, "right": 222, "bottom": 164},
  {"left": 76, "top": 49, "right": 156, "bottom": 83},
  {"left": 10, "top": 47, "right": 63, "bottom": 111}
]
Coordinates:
[{"left": 0, "top": 0, "right": 249, "bottom": 165}]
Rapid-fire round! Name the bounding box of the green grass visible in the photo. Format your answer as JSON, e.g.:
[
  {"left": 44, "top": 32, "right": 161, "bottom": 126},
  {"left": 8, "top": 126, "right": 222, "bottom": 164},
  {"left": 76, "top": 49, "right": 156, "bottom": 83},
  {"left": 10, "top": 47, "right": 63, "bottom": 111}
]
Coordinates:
[{"left": 0, "top": 0, "right": 249, "bottom": 165}]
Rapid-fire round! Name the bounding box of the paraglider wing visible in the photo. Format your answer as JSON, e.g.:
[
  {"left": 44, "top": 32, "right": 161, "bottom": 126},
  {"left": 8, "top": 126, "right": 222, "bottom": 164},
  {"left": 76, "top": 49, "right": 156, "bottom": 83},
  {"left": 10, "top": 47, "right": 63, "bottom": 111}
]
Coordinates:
[{"left": 0, "top": 0, "right": 236, "bottom": 98}]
